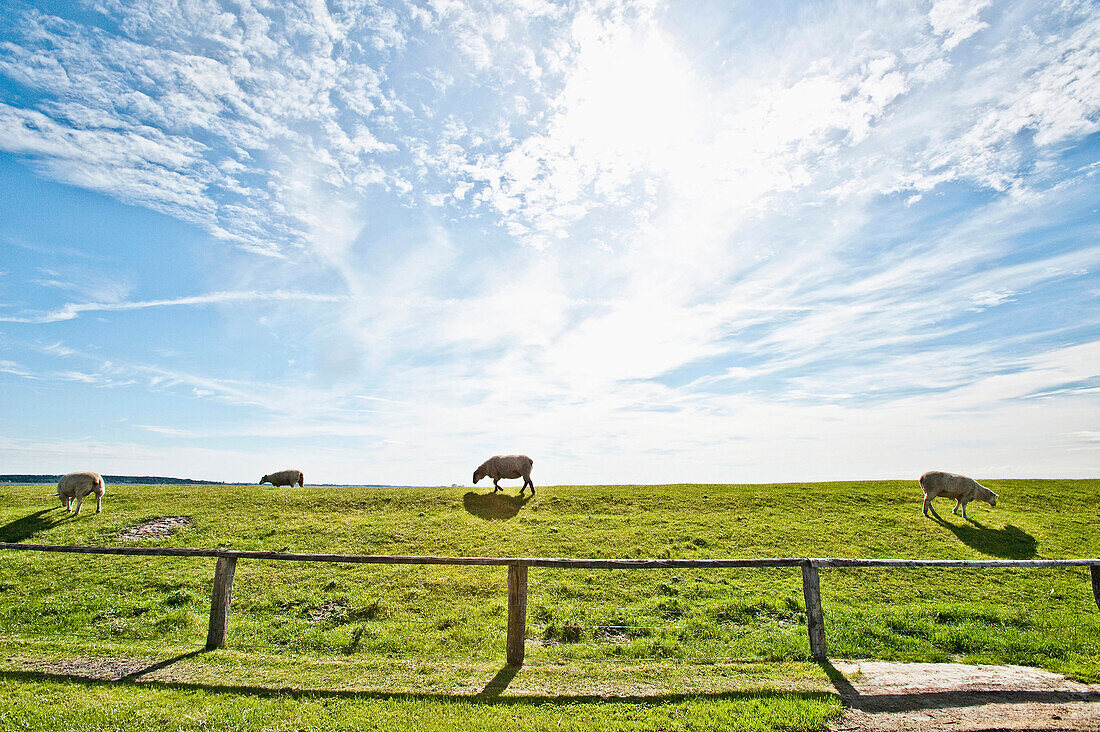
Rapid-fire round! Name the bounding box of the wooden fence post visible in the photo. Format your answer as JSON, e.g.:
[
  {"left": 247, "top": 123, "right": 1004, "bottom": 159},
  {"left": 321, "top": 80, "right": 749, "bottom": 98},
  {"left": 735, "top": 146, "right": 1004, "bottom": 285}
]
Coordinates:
[
  {"left": 507, "top": 563, "right": 528, "bottom": 666},
  {"left": 205, "top": 555, "right": 238, "bottom": 650},
  {"left": 802, "top": 561, "right": 827, "bottom": 660},
  {"left": 1091, "top": 566, "right": 1100, "bottom": 611}
]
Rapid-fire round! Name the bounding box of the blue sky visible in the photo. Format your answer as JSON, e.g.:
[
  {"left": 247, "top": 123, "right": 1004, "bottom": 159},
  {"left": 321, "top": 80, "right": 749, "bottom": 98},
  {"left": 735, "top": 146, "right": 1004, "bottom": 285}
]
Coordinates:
[{"left": 0, "top": 0, "right": 1097, "bottom": 484}]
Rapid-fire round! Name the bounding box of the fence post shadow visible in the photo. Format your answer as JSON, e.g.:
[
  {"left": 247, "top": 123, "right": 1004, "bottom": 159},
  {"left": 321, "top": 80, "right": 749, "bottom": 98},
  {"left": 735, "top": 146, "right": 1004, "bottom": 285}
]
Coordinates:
[
  {"left": 816, "top": 659, "right": 858, "bottom": 706},
  {"left": 478, "top": 665, "right": 519, "bottom": 697},
  {"left": 118, "top": 649, "right": 210, "bottom": 682}
]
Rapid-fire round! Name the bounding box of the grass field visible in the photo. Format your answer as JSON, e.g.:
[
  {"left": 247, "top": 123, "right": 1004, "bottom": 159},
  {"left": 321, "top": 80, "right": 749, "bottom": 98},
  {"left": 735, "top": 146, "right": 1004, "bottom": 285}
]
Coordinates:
[{"left": 0, "top": 479, "right": 1096, "bottom": 730}]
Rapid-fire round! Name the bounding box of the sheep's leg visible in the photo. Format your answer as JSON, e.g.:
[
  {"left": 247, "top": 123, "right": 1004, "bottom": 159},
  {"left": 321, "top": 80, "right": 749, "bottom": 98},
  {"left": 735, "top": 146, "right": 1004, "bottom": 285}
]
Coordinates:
[
  {"left": 524, "top": 476, "right": 534, "bottom": 496},
  {"left": 960, "top": 500, "right": 968, "bottom": 520},
  {"left": 922, "top": 495, "right": 932, "bottom": 517},
  {"left": 96, "top": 493, "right": 102, "bottom": 513},
  {"left": 952, "top": 499, "right": 961, "bottom": 515},
  {"left": 73, "top": 495, "right": 83, "bottom": 517},
  {"left": 493, "top": 479, "right": 501, "bottom": 492}
]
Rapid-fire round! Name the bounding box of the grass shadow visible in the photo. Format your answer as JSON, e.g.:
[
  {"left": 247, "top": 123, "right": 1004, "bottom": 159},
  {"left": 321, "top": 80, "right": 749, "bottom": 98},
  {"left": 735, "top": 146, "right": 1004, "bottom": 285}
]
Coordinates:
[
  {"left": 934, "top": 516, "right": 1038, "bottom": 558},
  {"left": 0, "top": 508, "right": 69, "bottom": 543},
  {"left": 463, "top": 492, "right": 531, "bottom": 521},
  {"left": 0, "top": 667, "right": 837, "bottom": 706}
]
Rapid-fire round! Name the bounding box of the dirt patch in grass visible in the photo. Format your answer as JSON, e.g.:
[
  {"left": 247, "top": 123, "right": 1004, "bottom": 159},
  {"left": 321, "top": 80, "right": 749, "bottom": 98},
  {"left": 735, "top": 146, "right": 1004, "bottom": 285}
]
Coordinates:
[
  {"left": 828, "top": 661, "right": 1100, "bottom": 731},
  {"left": 117, "top": 516, "right": 191, "bottom": 541},
  {"left": 21, "top": 656, "right": 158, "bottom": 682},
  {"left": 309, "top": 600, "right": 348, "bottom": 623}
]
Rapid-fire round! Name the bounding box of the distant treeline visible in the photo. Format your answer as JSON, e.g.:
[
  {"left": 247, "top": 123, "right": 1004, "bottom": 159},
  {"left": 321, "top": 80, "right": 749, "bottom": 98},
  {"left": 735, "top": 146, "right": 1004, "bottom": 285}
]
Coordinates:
[
  {"left": 0, "top": 475, "right": 228, "bottom": 485},
  {"left": 0, "top": 475, "right": 421, "bottom": 487}
]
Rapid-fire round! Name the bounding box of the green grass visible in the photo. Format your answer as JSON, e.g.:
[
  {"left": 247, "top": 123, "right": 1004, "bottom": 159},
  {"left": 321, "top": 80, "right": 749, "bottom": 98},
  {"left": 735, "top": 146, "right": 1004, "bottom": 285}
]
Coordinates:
[
  {"left": 0, "top": 479, "right": 1097, "bottom": 730},
  {"left": 0, "top": 676, "right": 837, "bottom": 732}
]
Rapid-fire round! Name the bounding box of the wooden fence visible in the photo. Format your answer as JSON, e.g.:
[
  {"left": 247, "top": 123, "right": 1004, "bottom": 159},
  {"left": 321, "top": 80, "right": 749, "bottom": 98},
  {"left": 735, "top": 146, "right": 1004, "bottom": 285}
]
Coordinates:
[{"left": 1, "top": 542, "right": 1098, "bottom": 665}]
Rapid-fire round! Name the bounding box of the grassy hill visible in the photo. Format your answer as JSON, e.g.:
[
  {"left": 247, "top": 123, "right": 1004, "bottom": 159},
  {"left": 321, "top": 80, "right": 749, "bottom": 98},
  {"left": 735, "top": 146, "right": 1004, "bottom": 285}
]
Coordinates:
[{"left": 0, "top": 480, "right": 1096, "bottom": 731}]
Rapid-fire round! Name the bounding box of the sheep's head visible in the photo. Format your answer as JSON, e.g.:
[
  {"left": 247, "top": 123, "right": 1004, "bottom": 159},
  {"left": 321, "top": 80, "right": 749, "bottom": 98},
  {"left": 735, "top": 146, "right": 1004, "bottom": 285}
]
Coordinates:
[
  {"left": 472, "top": 468, "right": 485, "bottom": 484},
  {"left": 260, "top": 475, "right": 268, "bottom": 485},
  {"left": 986, "top": 490, "right": 998, "bottom": 507}
]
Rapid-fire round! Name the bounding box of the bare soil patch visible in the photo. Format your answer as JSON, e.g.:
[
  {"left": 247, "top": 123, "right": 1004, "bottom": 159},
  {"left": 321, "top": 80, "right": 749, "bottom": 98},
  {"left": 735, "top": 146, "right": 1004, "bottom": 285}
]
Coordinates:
[
  {"left": 23, "top": 656, "right": 158, "bottom": 682},
  {"left": 828, "top": 661, "right": 1100, "bottom": 731},
  {"left": 117, "top": 516, "right": 191, "bottom": 541}
]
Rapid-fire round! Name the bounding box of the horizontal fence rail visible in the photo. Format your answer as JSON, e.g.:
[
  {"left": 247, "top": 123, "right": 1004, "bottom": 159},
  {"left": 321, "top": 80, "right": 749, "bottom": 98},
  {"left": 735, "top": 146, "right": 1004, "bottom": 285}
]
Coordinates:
[{"left": 1, "top": 542, "right": 1098, "bottom": 664}]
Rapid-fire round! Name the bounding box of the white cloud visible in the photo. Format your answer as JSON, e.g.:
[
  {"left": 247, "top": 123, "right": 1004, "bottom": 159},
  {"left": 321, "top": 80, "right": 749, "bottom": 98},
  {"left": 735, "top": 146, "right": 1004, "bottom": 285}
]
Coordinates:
[
  {"left": 2, "top": 1, "right": 1099, "bottom": 483},
  {"left": 929, "top": 0, "right": 992, "bottom": 50},
  {"left": 0, "top": 1, "right": 404, "bottom": 257},
  {"left": 0, "top": 290, "right": 347, "bottom": 324},
  {"left": 32, "top": 268, "right": 132, "bottom": 305},
  {"left": 137, "top": 425, "right": 199, "bottom": 437},
  {"left": 0, "top": 359, "right": 37, "bottom": 379}
]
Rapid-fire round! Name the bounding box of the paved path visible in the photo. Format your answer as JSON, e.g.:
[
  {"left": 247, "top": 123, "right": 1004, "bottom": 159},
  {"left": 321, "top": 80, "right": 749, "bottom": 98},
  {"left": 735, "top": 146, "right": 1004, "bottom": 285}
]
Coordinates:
[{"left": 828, "top": 661, "right": 1100, "bottom": 731}]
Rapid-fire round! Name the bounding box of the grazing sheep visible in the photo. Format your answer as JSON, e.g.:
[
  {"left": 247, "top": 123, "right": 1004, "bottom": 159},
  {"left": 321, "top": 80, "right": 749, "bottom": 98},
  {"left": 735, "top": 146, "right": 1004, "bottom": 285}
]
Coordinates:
[
  {"left": 920, "top": 470, "right": 997, "bottom": 520},
  {"left": 57, "top": 471, "right": 106, "bottom": 516},
  {"left": 473, "top": 455, "right": 535, "bottom": 496},
  {"left": 260, "top": 469, "right": 305, "bottom": 487}
]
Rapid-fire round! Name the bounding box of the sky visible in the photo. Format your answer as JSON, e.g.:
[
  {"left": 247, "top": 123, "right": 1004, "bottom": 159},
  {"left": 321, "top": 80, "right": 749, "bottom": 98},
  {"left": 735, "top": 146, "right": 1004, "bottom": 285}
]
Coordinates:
[{"left": 0, "top": 0, "right": 1097, "bottom": 486}]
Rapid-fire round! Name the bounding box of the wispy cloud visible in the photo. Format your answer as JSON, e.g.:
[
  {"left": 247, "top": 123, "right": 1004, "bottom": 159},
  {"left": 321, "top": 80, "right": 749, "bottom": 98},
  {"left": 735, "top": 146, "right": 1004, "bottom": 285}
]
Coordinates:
[
  {"left": 0, "top": 0, "right": 406, "bottom": 256},
  {"left": 0, "top": 359, "right": 37, "bottom": 379},
  {"left": 32, "top": 267, "right": 131, "bottom": 304},
  {"left": 0, "top": 290, "right": 348, "bottom": 323}
]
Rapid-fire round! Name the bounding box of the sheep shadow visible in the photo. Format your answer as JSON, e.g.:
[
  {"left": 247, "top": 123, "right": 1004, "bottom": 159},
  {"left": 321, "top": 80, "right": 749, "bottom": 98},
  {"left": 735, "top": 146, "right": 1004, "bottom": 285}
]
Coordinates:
[
  {"left": 0, "top": 508, "right": 70, "bottom": 543},
  {"left": 462, "top": 492, "right": 531, "bottom": 521},
  {"left": 934, "top": 516, "right": 1038, "bottom": 559}
]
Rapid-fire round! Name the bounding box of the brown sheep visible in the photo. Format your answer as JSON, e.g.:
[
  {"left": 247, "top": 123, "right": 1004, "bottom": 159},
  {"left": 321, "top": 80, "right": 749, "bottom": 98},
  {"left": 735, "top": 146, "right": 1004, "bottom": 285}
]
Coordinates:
[
  {"left": 473, "top": 455, "right": 534, "bottom": 496},
  {"left": 260, "top": 469, "right": 305, "bottom": 487}
]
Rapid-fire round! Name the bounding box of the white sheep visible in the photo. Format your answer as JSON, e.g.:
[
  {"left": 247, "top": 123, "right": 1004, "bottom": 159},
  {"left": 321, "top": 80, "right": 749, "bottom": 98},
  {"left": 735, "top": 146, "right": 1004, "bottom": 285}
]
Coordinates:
[
  {"left": 473, "top": 455, "right": 535, "bottom": 496},
  {"left": 920, "top": 470, "right": 997, "bottom": 520},
  {"left": 260, "top": 469, "right": 305, "bottom": 487},
  {"left": 57, "top": 471, "right": 106, "bottom": 516}
]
